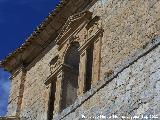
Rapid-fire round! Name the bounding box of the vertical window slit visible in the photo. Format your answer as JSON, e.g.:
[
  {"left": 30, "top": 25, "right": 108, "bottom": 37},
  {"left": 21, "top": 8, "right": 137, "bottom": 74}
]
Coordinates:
[
  {"left": 85, "top": 44, "right": 94, "bottom": 92},
  {"left": 48, "top": 80, "right": 56, "bottom": 120}
]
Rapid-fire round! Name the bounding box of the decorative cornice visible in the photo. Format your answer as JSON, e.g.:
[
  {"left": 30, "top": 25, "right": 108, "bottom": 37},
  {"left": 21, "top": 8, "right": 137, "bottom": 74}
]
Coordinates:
[
  {"left": 0, "top": 0, "right": 91, "bottom": 72},
  {"left": 56, "top": 11, "right": 93, "bottom": 46},
  {"left": 0, "top": 0, "right": 69, "bottom": 68}
]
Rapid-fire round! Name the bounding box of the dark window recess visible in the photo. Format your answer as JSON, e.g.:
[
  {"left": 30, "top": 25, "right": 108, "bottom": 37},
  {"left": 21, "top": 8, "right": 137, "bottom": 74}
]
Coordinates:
[
  {"left": 50, "top": 56, "right": 58, "bottom": 65},
  {"left": 85, "top": 44, "right": 94, "bottom": 92},
  {"left": 48, "top": 80, "right": 56, "bottom": 120},
  {"left": 61, "top": 42, "right": 80, "bottom": 111}
]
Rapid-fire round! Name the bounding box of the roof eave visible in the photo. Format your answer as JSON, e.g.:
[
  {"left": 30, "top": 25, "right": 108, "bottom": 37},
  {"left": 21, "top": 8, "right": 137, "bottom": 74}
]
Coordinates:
[{"left": 1, "top": 0, "right": 90, "bottom": 73}]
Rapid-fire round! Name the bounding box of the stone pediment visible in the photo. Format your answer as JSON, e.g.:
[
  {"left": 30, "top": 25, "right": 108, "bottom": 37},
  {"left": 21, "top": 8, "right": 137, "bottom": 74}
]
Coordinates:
[{"left": 56, "top": 11, "right": 93, "bottom": 47}]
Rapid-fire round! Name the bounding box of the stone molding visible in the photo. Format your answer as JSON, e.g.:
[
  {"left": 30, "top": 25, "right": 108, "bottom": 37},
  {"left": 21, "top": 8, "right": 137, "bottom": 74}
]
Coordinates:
[
  {"left": 43, "top": 10, "right": 104, "bottom": 118},
  {"left": 56, "top": 11, "right": 93, "bottom": 47},
  {"left": 0, "top": 116, "right": 19, "bottom": 120},
  {"left": 45, "top": 11, "right": 102, "bottom": 86}
]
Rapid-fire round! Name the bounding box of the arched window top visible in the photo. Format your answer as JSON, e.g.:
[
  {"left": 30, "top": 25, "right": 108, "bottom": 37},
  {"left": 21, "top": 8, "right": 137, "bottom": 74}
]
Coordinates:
[
  {"left": 64, "top": 42, "right": 80, "bottom": 70},
  {"left": 61, "top": 42, "right": 80, "bottom": 110}
]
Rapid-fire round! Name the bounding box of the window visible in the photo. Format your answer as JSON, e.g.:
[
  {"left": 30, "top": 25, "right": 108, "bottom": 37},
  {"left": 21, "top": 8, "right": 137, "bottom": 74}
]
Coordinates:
[
  {"left": 47, "top": 80, "right": 56, "bottom": 120},
  {"left": 61, "top": 42, "right": 80, "bottom": 110},
  {"left": 85, "top": 44, "right": 94, "bottom": 92}
]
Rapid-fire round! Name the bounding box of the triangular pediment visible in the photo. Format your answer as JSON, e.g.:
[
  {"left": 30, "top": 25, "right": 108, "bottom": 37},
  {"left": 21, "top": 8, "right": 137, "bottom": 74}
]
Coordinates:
[{"left": 56, "top": 11, "right": 93, "bottom": 46}]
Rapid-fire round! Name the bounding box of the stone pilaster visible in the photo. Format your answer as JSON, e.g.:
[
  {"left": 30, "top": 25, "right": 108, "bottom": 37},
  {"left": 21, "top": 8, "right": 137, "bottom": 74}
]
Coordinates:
[
  {"left": 77, "top": 50, "right": 87, "bottom": 96},
  {"left": 16, "top": 67, "right": 26, "bottom": 117},
  {"left": 7, "top": 66, "right": 26, "bottom": 118},
  {"left": 92, "top": 37, "right": 102, "bottom": 85},
  {"left": 53, "top": 70, "right": 63, "bottom": 113}
]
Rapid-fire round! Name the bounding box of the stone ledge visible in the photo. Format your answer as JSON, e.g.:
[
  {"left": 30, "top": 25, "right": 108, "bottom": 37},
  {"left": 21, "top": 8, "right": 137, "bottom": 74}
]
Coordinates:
[
  {"left": 53, "top": 35, "right": 160, "bottom": 120},
  {"left": 0, "top": 116, "right": 19, "bottom": 120}
]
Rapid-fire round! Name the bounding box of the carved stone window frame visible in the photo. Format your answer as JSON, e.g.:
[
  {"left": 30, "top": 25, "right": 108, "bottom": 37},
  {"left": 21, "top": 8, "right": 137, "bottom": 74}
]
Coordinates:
[{"left": 44, "top": 11, "right": 104, "bottom": 116}]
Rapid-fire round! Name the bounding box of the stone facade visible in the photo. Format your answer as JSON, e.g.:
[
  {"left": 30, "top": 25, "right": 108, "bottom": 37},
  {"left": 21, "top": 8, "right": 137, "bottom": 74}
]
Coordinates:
[{"left": 1, "top": 0, "right": 160, "bottom": 120}]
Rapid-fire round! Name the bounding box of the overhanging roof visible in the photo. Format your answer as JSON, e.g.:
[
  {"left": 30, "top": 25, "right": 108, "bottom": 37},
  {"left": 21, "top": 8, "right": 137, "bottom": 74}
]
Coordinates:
[{"left": 0, "top": 0, "right": 89, "bottom": 73}]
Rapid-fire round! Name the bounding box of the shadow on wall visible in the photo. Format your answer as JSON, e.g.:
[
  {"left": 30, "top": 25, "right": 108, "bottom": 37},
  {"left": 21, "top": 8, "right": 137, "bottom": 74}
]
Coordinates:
[{"left": 0, "top": 68, "right": 10, "bottom": 116}]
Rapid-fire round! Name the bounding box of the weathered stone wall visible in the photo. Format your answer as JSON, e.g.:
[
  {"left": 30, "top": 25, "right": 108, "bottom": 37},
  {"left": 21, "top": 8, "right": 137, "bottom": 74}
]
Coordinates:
[
  {"left": 54, "top": 0, "right": 160, "bottom": 119},
  {"left": 7, "top": 0, "right": 160, "bottom": 120},
  {"left": 19, "top": 43, "right": 59, "bottom": 120},
  {"left": 61, "top": 39, "right": 160, "bottom": 120},
  {"left": 89, "top": 0, "right": 160, "bottom": 81},
  {"left": 7, "top": 71, "right": 23, "bottom": 117}
]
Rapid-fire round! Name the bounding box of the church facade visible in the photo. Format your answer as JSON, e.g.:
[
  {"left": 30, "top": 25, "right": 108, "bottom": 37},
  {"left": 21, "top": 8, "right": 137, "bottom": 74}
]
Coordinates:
[{"left": 0, "top": 0, "right": 160, "bottom": 120}]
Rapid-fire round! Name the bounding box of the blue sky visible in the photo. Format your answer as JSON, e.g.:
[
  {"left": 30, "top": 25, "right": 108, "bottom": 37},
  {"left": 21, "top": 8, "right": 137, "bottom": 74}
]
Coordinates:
[{"left": 0, "top": 0, "right": 60, "bottom": 116}]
